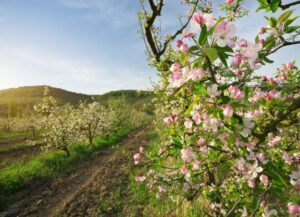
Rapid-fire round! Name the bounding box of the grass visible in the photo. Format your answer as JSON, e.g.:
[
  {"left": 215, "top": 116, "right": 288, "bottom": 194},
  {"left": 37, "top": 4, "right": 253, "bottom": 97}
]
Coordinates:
[{"left": 0, "top": 127, "right": 134, "bottom": 210}]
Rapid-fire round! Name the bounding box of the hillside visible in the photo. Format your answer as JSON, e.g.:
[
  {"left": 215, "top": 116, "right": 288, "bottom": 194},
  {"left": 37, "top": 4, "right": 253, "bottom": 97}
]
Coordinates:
[
  {"left": 96, "top": 89, "right": 154, "bottom": 106},
  {"left": 0, "top": 86, "right": 91, "bottom": 117},
  {"left": 0, "top": 86, "right": 154, "bottom": 117}
]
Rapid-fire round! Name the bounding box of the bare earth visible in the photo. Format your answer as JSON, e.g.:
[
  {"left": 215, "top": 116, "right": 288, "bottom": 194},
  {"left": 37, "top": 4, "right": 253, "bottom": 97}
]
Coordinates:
[{"left": 0, "top": 125, "right": 152, "bottom": 217}]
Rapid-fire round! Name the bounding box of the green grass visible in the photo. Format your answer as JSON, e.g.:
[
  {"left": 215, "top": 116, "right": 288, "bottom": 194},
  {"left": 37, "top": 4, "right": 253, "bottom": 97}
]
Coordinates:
[{"left": 0, "top": 128, "right": 134, "bottom": 210}]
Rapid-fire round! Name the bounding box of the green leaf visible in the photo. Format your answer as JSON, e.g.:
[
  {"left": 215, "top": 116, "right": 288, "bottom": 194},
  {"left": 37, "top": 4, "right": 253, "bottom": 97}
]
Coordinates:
[
  {"left": 220, "top": 96, "right": 231, "bottom": 104},
  {"left": 193, "top": 84, "right": 207, "bottom": 96},
  {"left": 269, "top": 17, "right": 277, "bottom": 28},
  {"left": 217, "top": 46, "right": 233, "bottom": 53},
  {"left": 252, "top": 195, "right": 259, "bottom": 210},
  {"left": 202, "top": 47, "right": 218, "bottom": 62},
  {"left": 284, "top": 17, "right": 299, "bottom": 30},
  {"left": 262, "top": 56, "right": 274, "bottom": 64},
  {"left": 285, "top": 25, "right": 300, "bottom": 33},
  {"left": 278, "top": 10, "right": 293, "bottom": 23},
  {"left": 269, "top": 0, "right": 280, "bottom": 12},
  {"left": 217, "top": 50, "right": 228, "bottom": 67},
  {"left": 172, "top": 137, "right": 182, "bottom": 146},
  {"left": 198, "top": 25, "right": 208, "bottom": 46},
  {"left": 189, "top": 45, "right": 199, "bottom": 52},
  {"left": 179, "top": 53, "right": 189, "bottom": 65}
]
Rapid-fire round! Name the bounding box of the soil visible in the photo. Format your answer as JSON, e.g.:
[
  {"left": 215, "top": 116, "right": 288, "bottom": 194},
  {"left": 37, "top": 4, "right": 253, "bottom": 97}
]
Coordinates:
[{"left": 0, "top": 125, "right": 152, "bottom": 217}]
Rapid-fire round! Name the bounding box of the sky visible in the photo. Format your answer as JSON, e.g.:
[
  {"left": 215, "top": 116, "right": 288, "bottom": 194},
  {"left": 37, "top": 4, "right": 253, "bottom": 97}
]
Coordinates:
[{"left": 0, "top": 0, "right": 299, "bottom": 94}]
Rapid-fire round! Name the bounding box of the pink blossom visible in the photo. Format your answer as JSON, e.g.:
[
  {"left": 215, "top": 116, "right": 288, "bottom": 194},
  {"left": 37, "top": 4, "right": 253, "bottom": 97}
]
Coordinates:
[
  {"left": 257, "top": 153, "right": 269, "bottom": 164},
  {"left": 177, "top": 39, "right": 183, "bottom": 48},
  {"left": 290, "top": 170, "right": 300, "bottom": 189},
  {"left": 242, "top": 42, "right": 262, "bottom": 70},
  {"left": 288, "top": 203, "right": 300, "bottom": 216},
  {"left": 259, "top": 174, "right": 269, "bottom": 186},
  {"left": 203, "top": 13, "right": 214, "bottom": 29},
  {"left": 228, "top": 85, "right": 244, "bottom": 100},
  {"left": 163, "top": 116, "right": 174, "bottom": 125},
  {"left": 236, "top": 69, "right": 243, "bottom": 76},
  {"left": 170, "top": 63, "right": 181, "bottom": 73},
  {"left": 133, "top": 153, "right": 141, "bottom": 165},
  {"left": 197, "top": 138, "right": 206, "bottom": 146},
  {"left": 241, "top": 118, "right": 255, "bottom": 137},
  {"left": 180, "top": 43, "right": 189, "bottom": 53},
  {"left": 192, "top": 160, "right": 201, "bottom": 170},
  {"left": 213, "top": 21, "right": 236, "bottom": 47},
  {"left": 223, "top": 104, "right": 233, "bottom": 117},
  {"left": 248, "top": 179, "right": 255, "bottom": 188},
  {"left": 135, "top": 176, "right": 146, "bottom": 182},
  {"left": 139, "top": 146, "right": 144, "bottom": 153},
  {"left": 268, "top": 136, "right": 281, "bottom": 147},
  {"left": 207, "top": 84, "right": 221, "bottom": 97},
  {"left": 265, "top": 90, "right": 280, "bottom": 100},
  {"left": 158, "top": 184, "right": 166, "bottom": 193},
  {"left": 188, "top": 69, "right": 206, "bottom": 81},
  {"left": 226, "top": 0, "right": 234, "bottom": 5},
  {"left": 239, "top": 39, "right": 248, "bottom": 47},
  {"left": 278, "top": 72, "right": 287, "bottom": 81},
  {"left": 231, "top": 54, "right": 242, "bottom": 67},
  {"left": 236, "top": 158, "right": 246, "bottom": 172},
  {"left": 258, "top": 38, "right": 265, "bottom": 44},
  {"left": 263, "top": 207, "right": 278, "bottom": 217},
  {"left": 181, "top": 147, "right": 196, "bottom": 163},
  {"left": 170, "top": 71, "right": 185, "bottom": 88},
  {"left": 286, "top": 62, "right": 294, "bottom": 70},
  {"left": 247, "top": 160, "right": 263, "bottom": 179},
  {"left": 192, "top": 112, "right": 201, "bottom": 125},
  {"left": 184, "top": 119, "right": 193, "bottom": 129},
  {"left": 258, "top": 27, "right": 266, "bottom": 34},
  {"left": 246, "top": 142, "right": 255, "bottom": 151},
  {"left": 282, "top": 151, "right": 293, "bottom": 165},
  {"left": 183, "top": 29, "right": 194, "bottom": 38},
  {"left": 180, "top": 165, "right": 188, "bottom": 174},
  {"left": 192, "top": 12, "right": 204, "bottom": 26}
]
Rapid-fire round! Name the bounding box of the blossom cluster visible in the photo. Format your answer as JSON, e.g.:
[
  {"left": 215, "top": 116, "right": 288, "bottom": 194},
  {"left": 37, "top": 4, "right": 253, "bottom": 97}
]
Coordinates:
[{"left": 137, "top": 1, "right": 300, "bottom": 216}]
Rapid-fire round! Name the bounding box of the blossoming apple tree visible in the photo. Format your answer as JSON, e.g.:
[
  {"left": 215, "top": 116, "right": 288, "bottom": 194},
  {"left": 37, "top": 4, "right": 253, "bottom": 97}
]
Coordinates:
[
  {"left": 75, "top": 101, "right": 114, "bottom": 145},
  {"left": 136, "top": 0, "right": 300, "bottom": 216}
]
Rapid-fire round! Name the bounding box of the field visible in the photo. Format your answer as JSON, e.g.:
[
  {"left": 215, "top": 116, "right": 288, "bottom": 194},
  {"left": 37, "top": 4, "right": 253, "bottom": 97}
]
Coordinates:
[{"left": 0, "top": 86, "right": 156, "bottom": 216}]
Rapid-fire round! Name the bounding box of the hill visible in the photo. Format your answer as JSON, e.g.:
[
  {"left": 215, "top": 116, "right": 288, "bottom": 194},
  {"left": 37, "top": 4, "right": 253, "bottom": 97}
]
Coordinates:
[
  {"left": 0, "top": 86, "right": 92, "bottom": 117},
  {"left": 0, "top": 86, "right": 154, "bottom": 117}
]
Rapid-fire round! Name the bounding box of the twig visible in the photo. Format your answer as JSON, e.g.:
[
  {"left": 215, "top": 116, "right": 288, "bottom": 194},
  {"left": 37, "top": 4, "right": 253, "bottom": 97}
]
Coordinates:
[
  {"left": 267, "top": 40, "right": 300, "bottom": 56},
  {"left": 251, "top": 184, "right": 273, "bottom": 217},
  {"left": 279, "top": 0, "right": 300, "bottom": 9},
  {"left": 225, "top": 198, "right": 242, "bottom": 217}
]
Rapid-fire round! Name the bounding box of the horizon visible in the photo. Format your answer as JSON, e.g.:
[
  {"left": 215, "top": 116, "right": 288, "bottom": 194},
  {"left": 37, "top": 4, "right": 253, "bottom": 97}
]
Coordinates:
[
  {"left": 0, "top": 0, "right": 299, "bottom": 94},
  {"left": 0, "top": 84, "right": 151, "bottom": 96}
]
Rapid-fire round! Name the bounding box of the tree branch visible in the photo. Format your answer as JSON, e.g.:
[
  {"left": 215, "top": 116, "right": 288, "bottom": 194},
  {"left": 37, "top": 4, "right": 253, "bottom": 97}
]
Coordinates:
[
  {"left": 158, "top": 0, "right": 200, "bottom": 57},
  {"left": 267, "top": 40, "right": 300, "bottom": 56},
  {"left": 255, "top": 96, "right": 300, "bottom": 144},
  {"left": 142, "top": 0, "right": 200, "bottom": 61},
  {"left": 279, "top": 0, "right": 300, "bottom": 9},
  {"left": 251, "top": 184, "right": 272, "bottom": 217},
  {"left": 143, "top": 0, "right": 164, "bottom": 61}
]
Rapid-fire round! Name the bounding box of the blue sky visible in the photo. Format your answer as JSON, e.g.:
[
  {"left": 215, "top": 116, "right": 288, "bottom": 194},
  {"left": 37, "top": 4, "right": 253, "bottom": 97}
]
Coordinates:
[{"left": 0, "top": 0, "right": 299, "bottom": 94}]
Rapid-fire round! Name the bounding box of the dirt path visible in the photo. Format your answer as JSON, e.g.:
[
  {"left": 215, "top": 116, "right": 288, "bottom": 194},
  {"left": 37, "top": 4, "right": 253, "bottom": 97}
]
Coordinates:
[{"left": 0, "top": 125, "right": 152, "bottom": 217}]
